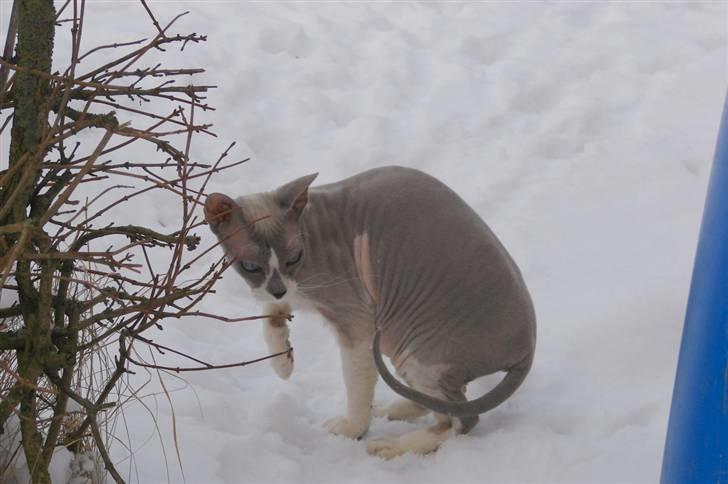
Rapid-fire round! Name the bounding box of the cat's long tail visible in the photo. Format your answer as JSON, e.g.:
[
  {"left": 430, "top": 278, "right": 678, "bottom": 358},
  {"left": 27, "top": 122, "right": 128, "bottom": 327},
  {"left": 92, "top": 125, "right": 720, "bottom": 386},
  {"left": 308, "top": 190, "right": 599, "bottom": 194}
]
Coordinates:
[{"left": 371, "top": 330, "right": 533, "bottom": 418}]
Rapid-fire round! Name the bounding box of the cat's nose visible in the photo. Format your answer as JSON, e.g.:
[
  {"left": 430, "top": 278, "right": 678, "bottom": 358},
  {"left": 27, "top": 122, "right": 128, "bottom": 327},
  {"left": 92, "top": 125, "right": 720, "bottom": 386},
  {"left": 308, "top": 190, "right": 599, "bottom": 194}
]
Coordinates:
[{"left": 267, "top": 270, "right": 287, "bottom": 299}]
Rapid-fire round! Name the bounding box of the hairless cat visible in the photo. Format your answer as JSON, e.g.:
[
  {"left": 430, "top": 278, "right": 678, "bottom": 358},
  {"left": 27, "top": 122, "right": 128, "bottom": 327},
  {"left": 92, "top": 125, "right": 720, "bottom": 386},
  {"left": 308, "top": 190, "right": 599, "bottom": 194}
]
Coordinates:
[{"left": 204, "top": 166, "right": 536, "bottom": 459}]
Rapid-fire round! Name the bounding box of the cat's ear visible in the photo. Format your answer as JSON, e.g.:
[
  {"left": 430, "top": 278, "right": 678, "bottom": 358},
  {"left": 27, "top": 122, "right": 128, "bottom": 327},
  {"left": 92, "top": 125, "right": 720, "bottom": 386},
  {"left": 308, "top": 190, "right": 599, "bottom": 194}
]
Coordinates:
[
  {"left": 204, "top": 193, "right": 237, "bottom": 230},
  {"left": 276, "top": 173, "right": 318, "bottom": 217}
]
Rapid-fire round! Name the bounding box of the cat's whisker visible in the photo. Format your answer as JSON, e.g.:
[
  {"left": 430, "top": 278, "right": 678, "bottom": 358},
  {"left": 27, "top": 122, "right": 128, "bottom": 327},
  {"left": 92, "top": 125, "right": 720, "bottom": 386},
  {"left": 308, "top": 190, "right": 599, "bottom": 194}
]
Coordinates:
[
  {"left": 295, "top": 272, "right": 355, "bottom": 286},
  {"left": 296, "top": 276, "right": 359, "bottom": 291}
]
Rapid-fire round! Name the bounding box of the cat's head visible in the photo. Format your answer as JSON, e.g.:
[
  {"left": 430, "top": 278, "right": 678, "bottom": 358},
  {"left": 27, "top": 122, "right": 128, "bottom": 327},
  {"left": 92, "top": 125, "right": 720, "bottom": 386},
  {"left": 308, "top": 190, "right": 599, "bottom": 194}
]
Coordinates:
[{"left": 204, "top": 173, "right": 318, "bottom": 302}]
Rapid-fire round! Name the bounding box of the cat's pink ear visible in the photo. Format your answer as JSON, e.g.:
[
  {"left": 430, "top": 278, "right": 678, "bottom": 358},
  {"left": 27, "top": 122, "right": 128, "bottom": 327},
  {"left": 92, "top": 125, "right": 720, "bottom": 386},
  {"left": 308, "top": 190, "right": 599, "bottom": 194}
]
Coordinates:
[
  {"left": 204, "top": 193, "right": 236, "bottom": 229},
  {"left": 277, "top": 173, "right": 318, "bottom": 217}
]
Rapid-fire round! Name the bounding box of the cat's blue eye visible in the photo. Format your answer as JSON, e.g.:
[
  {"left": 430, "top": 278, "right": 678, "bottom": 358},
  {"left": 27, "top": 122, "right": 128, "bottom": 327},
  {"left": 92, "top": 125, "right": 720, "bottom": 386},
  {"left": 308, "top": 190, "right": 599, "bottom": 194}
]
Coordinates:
[
  {"left": 239, "top": 261, "right": 262, "bottom": 273},
  {"left": 286, "top": 251, "right": 303, "bottom": 266}
]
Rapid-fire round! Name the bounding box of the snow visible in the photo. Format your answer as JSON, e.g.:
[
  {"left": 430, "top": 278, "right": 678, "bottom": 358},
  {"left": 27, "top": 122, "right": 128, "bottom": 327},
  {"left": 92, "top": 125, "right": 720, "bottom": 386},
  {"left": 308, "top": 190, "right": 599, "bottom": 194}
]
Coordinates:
[
  {"left": 1, "top": 416, "right": 74, "bottom": 484},
  {"left": 2, "top": 1, "right": 727, "bottom": 482}
]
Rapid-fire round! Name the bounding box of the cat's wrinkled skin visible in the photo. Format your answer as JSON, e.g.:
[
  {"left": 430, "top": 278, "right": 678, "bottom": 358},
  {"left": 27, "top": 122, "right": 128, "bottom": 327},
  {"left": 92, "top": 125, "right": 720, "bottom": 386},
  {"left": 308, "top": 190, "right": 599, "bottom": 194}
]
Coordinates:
[{"left": 204, "top": 166, "right": 536, "bottom": 459}]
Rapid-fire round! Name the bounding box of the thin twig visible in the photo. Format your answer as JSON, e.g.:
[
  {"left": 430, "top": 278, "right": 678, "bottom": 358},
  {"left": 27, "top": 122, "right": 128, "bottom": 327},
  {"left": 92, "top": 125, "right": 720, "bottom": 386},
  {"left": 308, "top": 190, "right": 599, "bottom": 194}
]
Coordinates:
[
  {"left": 40, "top": 127, "right": 114, "bottom": 225},
  {"left": 0, "top": 0, "right": 19, "bottom": 105},
  {"left": 125, "top": 347, "right": 294, "bottom": 373}
]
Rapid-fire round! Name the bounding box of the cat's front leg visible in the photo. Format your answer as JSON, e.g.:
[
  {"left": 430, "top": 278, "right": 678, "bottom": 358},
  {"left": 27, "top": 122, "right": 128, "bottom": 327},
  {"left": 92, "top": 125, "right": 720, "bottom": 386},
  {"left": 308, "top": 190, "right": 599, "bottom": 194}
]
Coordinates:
[
  {"left": 263, "top": 303, "right": 293, "bottom": 379},
  {"left": 324, "top": 339, "right": 377, "bottom": 439}
]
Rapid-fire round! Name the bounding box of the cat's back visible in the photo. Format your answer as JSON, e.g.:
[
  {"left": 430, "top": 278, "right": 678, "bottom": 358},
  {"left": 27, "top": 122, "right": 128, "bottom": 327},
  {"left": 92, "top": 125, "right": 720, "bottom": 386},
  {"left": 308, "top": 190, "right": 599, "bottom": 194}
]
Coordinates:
[
  {"left": 312, "top": 165, "right": 518, "bottom": 289},
  {"left": 317, "top": 165, "right": 447, "bottom": 195},
  {"left": 313, "top": 165, "right": 474, "bottom": 219},
  {"left": 311, "top": 165, "right": 419, "bottom": 193}
]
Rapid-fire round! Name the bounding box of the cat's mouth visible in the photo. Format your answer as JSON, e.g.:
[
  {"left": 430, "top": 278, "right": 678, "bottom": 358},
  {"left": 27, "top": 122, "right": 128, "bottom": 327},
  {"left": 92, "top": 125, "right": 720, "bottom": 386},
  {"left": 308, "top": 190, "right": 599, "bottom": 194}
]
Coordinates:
[
  {"left": 251, "top": 286, "right": 279, "bottom": 303},
  {"left": 251, "top": 277, "right": 299, "bottom": 305}
]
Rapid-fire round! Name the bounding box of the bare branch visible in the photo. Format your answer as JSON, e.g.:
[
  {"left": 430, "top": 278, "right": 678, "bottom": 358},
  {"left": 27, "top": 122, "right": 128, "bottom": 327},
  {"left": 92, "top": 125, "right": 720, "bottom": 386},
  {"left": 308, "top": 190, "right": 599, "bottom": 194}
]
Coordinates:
[
  {"left": 0, "top": 5, "right": 269, "bottom": 481},
  {"left": 78, "top": 37, "right": 147, "bottom": 62},
  {"left": 40, "top": 127, "right": 115, "bottom": 225},
  {"left": 0, "top": 0, "right": 19, "bottom": 105},
  {"left": 125, "top": 347, "right": 294, "bottom": 374}
]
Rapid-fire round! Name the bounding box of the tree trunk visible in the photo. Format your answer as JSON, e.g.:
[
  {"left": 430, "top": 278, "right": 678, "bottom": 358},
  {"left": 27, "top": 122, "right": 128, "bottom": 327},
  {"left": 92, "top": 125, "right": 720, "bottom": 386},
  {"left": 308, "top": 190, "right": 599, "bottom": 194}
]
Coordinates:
[{"left": 4, "top": 1, "right": 56, "bottom": 483}]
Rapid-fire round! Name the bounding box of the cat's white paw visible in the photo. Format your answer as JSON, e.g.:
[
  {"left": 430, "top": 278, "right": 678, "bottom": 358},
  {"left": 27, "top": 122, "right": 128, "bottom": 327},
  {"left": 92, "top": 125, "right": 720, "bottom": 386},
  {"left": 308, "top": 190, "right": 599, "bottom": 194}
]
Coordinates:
[
  {"left": 323, "top": 416, "right": 368, "bottom": 440},
  {"left": 368, "top": 427, "right": 449, "bottom": 459},
  {"left": 263, "top": 305, "right": 293, "bottom": 380},
  {"left": 366, "top": 437, "right": 405, "bottom": 460},
  {"left": 270, "top": 349, "right": 294, "bottom": 379},
  {"left": 266, "top": 302, "right": 292, "bottom": 324}
]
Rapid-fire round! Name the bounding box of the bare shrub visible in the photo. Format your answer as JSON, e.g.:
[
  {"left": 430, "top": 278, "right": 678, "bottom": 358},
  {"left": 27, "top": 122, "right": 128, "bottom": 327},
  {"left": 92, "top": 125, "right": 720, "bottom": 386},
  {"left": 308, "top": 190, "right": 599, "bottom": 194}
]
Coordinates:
[{"left": 0, "top": 2, "right": 290, "bottom": 482}]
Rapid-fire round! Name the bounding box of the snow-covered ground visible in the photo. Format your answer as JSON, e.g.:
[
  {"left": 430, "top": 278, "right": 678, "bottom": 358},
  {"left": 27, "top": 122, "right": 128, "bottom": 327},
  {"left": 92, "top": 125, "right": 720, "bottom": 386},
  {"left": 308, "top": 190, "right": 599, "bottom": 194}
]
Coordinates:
[{"left": 3, "top": 1, "right": 727, "bottom": 482}]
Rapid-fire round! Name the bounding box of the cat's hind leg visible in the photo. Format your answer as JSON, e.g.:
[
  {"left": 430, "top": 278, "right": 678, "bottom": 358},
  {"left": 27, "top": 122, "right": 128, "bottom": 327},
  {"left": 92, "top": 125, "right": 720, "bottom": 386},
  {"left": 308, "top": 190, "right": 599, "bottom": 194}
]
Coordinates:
[
  {"left": 367, "top": 413, "right": 453, "bottom": 459},
  {"left": 373, "top": 399, "right": 430, "bottom": 422},
  {"left": 367, "top": 363, "right": 476, "bottom": 459},
  {"left": 374, "top": 371, "right": 430, "bottom": 421}
]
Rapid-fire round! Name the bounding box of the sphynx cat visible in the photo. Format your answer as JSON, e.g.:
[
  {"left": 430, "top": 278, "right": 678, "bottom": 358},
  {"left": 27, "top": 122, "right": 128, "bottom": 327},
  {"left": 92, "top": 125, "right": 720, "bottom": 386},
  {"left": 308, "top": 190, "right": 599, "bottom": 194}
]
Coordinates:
[{"left": 204, "top": 166, "right": 536, "bottom": 459}]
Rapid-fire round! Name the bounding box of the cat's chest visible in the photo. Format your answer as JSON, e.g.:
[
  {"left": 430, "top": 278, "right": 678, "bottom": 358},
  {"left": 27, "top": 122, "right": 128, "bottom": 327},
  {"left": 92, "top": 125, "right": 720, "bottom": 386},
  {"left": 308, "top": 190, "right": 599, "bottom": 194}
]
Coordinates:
[{"left": 291, "top": 263, "right": 374, "bottom": 321}]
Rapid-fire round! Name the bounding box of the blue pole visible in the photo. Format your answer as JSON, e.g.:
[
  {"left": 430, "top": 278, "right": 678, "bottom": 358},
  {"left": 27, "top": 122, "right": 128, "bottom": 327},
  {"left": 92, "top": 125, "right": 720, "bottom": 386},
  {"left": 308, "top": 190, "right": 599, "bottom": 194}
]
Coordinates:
[{"left": 661, "top": 93, "right": 728, "bottom": 482}]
